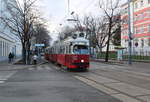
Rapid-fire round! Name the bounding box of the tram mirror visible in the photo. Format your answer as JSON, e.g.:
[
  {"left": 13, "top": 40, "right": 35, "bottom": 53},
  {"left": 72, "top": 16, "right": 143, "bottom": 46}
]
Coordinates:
[
  {"left": 72, "top": 34, "right": 77, "bottom": 39},
  {"left": 79, "top": 33, "right": 84, "bottom": 37}
]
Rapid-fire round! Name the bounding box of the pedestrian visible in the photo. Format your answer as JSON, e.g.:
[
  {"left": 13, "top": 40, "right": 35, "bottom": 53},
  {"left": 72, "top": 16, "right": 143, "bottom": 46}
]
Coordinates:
[
  {"left": 32, "top": 54, "right": 38, "bottom": 65},
  {"left": 11, "top": 53, "right": 15, "bottom": 61},
  {"left": 8, "top": 52, "right": 12, "bottom": 63}
]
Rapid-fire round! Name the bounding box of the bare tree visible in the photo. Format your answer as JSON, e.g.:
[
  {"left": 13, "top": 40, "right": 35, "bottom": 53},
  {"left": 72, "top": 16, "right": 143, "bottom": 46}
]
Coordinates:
[
  {"left": 95, "top": 17, "right": 108, "bottom": 52},
  {"left": 58, "top": 26, "right": 75, "bottom": 41},
  {"left": 99, "top": 0, "right": 121, "bottom": 62},
  {"left": 0, "top": 0, "right": 40, "bottom": 64},
  {"left": 34, "top": 23, "right": 52, "bottom": 48}
]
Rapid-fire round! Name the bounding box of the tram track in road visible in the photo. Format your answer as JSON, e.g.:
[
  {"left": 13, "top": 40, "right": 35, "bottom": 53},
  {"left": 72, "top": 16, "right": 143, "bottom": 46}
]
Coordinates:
[
  {"left": 73, "top": 74, "right": 147, "bottom": 102},
  {"left": 50, "top": 66, "right": 149, "bottom": 102},
  {"left": 43, "top": 62, "right": 150, "bottom": 102},
  {"left": 72, "top": 67, "right": 150, "bottom": 102}
]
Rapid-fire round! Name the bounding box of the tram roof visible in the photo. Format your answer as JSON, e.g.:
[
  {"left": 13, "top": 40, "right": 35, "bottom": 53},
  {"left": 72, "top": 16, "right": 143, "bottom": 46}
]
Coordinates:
[{"left": 63, "top": 37, "right": 89, "bottom": 43}]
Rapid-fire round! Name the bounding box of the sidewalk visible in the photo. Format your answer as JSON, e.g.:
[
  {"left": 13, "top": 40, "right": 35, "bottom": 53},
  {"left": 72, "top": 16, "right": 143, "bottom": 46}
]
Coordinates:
[
  {"left": 92, "top": 59, "right": 150, "bottom": 72},
  {"left": 0, "top": 57, "right": 47, "bottom": 71}
]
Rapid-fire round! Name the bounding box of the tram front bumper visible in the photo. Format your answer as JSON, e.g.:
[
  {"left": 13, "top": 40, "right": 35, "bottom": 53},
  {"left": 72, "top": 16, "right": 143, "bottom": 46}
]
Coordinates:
[{"left": 72, "top": 62, "right": 89, "bottom": 68}]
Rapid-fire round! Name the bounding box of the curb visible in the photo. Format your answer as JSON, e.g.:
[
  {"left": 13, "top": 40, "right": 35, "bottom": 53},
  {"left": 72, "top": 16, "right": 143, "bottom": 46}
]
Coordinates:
[
  {"left": 91, "top": 59, "right": 125, "bottom": 64},
  {"left": 92, "top": 58, "right": 150, "bottom": 65}
]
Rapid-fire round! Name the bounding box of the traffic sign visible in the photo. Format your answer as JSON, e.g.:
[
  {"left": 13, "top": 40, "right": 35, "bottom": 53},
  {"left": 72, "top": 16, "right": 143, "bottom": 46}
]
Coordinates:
[{"left": 35, "top": 44, "right": 45, "bottom": 47}]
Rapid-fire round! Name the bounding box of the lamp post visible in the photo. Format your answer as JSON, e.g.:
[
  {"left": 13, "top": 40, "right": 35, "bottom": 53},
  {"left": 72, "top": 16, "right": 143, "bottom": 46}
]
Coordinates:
[
  {"left": 128, "top": 0, "right": 132, "bottom": 65},
  {"left": 68, "top": 0, "right": 70, "bottom": 15}
]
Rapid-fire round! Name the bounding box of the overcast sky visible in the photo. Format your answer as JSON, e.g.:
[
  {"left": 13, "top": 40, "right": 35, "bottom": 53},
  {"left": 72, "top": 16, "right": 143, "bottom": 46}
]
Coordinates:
[
  {"left": 18, "top": 0, "right": 126, "bottom": 40},
  {"left": 38, "top": 0, "right": 100, "bottom": 34}
]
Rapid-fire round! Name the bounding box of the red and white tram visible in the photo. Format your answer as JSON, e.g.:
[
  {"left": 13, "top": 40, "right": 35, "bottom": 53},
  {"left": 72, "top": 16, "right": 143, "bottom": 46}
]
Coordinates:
[{"left": 45, "top": 32, "right": 89, "bottom": 70}]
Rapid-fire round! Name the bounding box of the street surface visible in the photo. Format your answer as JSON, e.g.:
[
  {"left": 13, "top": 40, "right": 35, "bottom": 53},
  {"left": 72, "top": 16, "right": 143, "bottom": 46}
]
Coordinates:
[
  {"left": 85, "top": 62, "right": 150, "bottom": 102},
  {"left": 0, "top": 62, "right": 121, "bottom": 102}
]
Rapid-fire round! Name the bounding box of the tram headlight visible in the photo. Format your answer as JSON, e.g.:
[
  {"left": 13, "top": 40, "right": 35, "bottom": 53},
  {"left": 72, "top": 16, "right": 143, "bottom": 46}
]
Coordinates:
[{"left": 81, "top": 59, "right": 84, "bottom": 63}]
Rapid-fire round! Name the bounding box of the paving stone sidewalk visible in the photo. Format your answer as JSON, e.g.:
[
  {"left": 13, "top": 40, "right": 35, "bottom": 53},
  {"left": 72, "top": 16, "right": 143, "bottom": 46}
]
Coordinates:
[{"left": 0, "top": 57, "right": 47, "bottom": 71}]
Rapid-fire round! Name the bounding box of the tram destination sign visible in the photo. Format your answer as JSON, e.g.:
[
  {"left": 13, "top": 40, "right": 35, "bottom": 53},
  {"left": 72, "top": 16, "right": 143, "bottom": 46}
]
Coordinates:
[{"left": 35, "top": 44, "right": 45, "bottom": 47}]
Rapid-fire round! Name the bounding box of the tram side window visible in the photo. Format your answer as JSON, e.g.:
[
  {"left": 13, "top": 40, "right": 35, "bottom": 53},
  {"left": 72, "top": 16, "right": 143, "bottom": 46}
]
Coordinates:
[
  {"left": 67, "top": 46, "right": 70, "bottom": 54},
  {"left": 56, "top": 46, "right": 58, "bottom": 54},
  {"left": 69, "top": 46, "right": 71, "bottom": 54},
  {"left": 62, "top": 47, "right": 64, "bottom": 54},
  {"left": 66, "top": 47, "right": 67, "bottom": 54},
  {"left": 63, "top": 46, "right": 65, "bottom": 54},
  {"left": 59, "top": 46, "right": 63, "bottom": 54},
  {"left": 52, "top": 48, "right": 54, "bottom": 54},
  {"left": 61, "top": 47, "right": 63, "bottom": 54},
  {"left": 65, "top": 46, "right": 67, "bottom": 54}
]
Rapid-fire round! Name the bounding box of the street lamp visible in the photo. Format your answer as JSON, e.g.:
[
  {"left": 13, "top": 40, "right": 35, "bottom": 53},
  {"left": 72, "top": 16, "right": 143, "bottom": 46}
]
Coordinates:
[{"left": 127, "top": 0, "right": 132, "bottom": 65}]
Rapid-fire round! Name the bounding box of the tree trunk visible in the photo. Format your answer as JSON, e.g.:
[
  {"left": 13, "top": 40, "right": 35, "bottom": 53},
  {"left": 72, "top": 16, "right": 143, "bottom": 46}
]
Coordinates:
[
  {"left": 105, "top": 20, "right": 112, "bottom": 62},
  {"left": 105, "top": 34, "right": 110, "bottom": 62},
  {"left": 27, "top": 40, "right": 31, "bottom": 65},
  {"left": 22, "top": 44, "right": 26, "bottom": 64}
]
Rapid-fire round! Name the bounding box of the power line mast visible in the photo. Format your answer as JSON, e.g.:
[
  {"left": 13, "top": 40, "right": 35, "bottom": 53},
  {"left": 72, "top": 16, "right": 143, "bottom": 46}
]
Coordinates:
[
  {"left": 128, "top": 0, "right": 132, "bottom": 65},
  {"left": 68, "top": 0, "right": 70, "bottom": 15}
]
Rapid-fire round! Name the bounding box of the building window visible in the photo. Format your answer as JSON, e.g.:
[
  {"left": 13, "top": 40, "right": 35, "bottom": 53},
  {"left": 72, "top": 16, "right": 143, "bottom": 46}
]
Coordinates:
[
  {"left": 141, "top": 0, "right": 143, "bottom": 7},
  {"left": 141, "top": 39, "right": 144, "bottom": 47},
  {"left": 148, "top": 39, "right": 150, "bottom": 46},
  {"left": 0, "top": 41, "right": 2, "bottom": 56},
  {"left": 135, "top": 27, "right": 137, "bottom": 34},
  {"left": 2, "top": 41, "right": 4, "bottom": 56},
  {"left": 134, "top": 14, "right": 138, "bottom": 21},
  {"left": 141, "top": 13, "right": 144, "bottom": 19},
  {"left": 124, "top": 8, "right": 128, "bottom": 14},
  {"left": 135, "top": 28, "right": 137, "bottom": 34},
  {"left": 146, "top": 10, "right": 150, "bottom": 18},
  {"left": 135, "top": 2, "right": 138, "bottom": 8},
  {"left": 141, "top": 26, "right": 144, "bottom": 33},
  {"left": 148, "top": 24, "right": 150, "bottom": 32}
]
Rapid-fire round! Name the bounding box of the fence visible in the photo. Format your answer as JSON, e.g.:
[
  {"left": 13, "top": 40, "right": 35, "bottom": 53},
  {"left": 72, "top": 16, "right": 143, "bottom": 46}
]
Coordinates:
[
  {"left": 123, "top": 48, "right": 150, "bottom": 61},
  {"left": 96, "top": 50, "right": 150, "bottom": 61}
]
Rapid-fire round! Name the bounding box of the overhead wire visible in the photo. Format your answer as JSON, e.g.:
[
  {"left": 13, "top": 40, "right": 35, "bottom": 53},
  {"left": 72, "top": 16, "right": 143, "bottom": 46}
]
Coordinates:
[
  {"left": 75, "top": 0, "right": 98, "bottom": 15},
  {"left": 58, "top": 0, "right": 98, "bottom": 28}
]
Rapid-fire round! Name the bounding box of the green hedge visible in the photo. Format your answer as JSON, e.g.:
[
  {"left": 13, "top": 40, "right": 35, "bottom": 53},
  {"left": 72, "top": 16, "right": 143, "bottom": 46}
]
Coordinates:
[
  {"left": 97, "top": 52, "right": 117, "bottom": 59},
  {"left": 123, "top": 55, "right": 150, "bottom": 61},
  {"left": 97, "top": 52, "right": 150, "bottom": 61}
]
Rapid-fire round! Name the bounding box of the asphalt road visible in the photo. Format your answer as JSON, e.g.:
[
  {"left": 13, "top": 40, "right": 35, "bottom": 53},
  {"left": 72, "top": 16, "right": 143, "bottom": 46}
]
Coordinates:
[{"left": 0, "top": 63, "right": 121, "bottom": 102}]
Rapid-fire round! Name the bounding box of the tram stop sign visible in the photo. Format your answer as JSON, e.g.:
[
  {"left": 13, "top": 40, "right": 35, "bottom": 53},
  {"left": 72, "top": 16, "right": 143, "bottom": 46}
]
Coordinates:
[{"left": 35, "top": 44, "right": 45, "bottom": 47}]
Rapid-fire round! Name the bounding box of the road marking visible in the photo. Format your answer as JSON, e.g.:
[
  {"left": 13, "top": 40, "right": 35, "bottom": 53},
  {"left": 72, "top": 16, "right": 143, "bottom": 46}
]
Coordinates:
[
  {"left": 29, "top": 68, "right": 34, "bottom": 70},
  {"left": 45, "top": 66, "right": 51, "bottom": 70},
  {"left": 0, "top": 81, "right": 4, "bottom": 83},
  {"left": 0, "top": 71, "right": 17, "bottom": 84},
  {"left": 37, "top": 67, "right": 43, "bottom": 70},
  {"left": 74, "top": 75, "right": 143, "bottom": 102},
  {"left": 79, "top": 73, "right": 120, "bottom": 84},
  {"left": 74, "top": 76, "right": 119, "bottom": 95},
  {"left": 105, "top": 82, "right": 150, "bottom": 97},
  {"left": 54, "top": 66, "right": 60, "bottom": 70},
  {"left": 111, "top": 94, "right": 141, "bottom": 102}
]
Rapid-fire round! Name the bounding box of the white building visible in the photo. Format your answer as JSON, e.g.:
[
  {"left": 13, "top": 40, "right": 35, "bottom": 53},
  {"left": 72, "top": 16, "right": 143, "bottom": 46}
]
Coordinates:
[{"left": 0, "top": 0, "right": 22, "bottom": 62}]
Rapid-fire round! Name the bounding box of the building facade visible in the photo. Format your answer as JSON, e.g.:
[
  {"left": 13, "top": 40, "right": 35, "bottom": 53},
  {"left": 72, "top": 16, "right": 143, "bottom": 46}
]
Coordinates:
[
  {"left": 0, "top": 0, "right": 22, "bottom": 62},
  {"left": 121, "top": 0, "right": 150, "bottom": 55}
]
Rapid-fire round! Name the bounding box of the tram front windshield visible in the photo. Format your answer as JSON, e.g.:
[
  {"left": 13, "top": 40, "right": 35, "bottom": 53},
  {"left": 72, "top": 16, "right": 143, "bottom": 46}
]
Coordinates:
[{"left": 73, "top": 45, "right": 89, "bottom": 54}]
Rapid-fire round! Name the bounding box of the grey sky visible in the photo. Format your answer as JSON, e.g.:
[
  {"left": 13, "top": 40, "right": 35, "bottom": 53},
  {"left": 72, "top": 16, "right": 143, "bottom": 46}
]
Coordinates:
[
  {"left": 18, "top": 0, "right": 126, "bottom": 40},
  {"left": 35, "top": 0, "right": 101, "bottom": 40}
]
